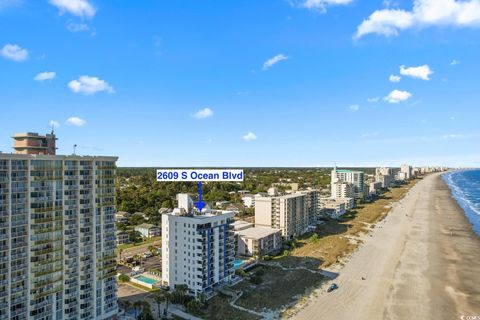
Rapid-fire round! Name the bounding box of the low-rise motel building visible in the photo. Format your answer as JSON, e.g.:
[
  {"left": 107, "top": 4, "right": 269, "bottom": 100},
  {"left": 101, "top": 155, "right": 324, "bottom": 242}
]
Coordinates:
[
  {"left": 232, "top": 221, "right": 282, "bottom": 257},
  {"left": 135, "top": 223, "right": 161, "bottom": 238},
  {"left": 161, "top": 194, "right": 235, "bottom": 296}
]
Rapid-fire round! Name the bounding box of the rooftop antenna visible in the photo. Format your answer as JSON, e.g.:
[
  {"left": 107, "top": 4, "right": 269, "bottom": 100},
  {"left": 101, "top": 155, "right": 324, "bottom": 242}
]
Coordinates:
[
  {"left": 73, "top": 144, "right": 77, "bottom": 155},
  {"left": 51, "top": 123, "right": 55, "bottom": 135}
]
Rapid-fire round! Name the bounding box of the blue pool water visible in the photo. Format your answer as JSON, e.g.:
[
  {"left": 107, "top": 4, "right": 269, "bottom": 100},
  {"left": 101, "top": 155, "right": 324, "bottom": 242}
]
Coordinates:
[
  {"left": 135, "top": 275, "right": 158, "bottom": 285},
  {"left": 233, "top": 259, "right": 245, "bottom": 269},
  {"left": 443, "top": 170, "right": 480, "bottom": 236}
]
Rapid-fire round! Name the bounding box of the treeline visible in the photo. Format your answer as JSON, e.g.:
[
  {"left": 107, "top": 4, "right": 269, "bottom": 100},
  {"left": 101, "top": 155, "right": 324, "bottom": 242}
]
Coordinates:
[{"left": 115, "top": 167, "right": 334, "bottom": 220}]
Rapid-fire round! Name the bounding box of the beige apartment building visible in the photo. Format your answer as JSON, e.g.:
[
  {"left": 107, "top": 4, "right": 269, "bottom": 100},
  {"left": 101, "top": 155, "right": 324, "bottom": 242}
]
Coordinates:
[
  {"left": 255, "top": 193, "right": 310, "bottom": 239},
  {"left": 236, "top": 226, "right": 282, "bottom": 257},
  {"left": 331, "top": 181, "right": 355, "bottom": 199}
]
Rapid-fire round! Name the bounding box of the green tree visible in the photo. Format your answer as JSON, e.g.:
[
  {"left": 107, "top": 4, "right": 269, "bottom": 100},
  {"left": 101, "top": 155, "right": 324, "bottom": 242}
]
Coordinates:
[
  {"left": 164, "top": 293, "right": 171, "bottom": 317},
  {"left": 116, "top": 222, "right": 128, "bottom": 231},
  {"left": 235, "top": 268, "right": 246, "bottom": 277},
  {"left": 250, "top": 274, "right": 263, "bottom": 285},
  {"left": 137, "top": 302, "right": 153, "bottom": 320},
  {"left": 122, "top": 300, "right": 131, "bottom": 313},
  {"left": 118, "top": 273, "right": 130, "bottom": 283},
  {"left": 161, "top": 199, "right": 172, "bottom": 208},
  {"left": 129, "top": 230, "right": 142, "bottom": 244},
  {"left": 153, "top": 294, "right": 165, "bottom": 319},
  {"left": 133, "top": 300, "right": 143, "bottom": 318},
  {"left": 310, "top": 233, "right": 319, "bottom": 243},
  {"left": 186, "top": 299, "right": 202, "bottom": 315}
]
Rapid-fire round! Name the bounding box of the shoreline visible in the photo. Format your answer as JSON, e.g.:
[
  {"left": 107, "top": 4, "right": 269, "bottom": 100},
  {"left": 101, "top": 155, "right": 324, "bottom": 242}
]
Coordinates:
[
  {"left": 291, "top": 173, "right": 480, "bottom": 319},
  {"left": 443, "top": 169, "right": 480, "bottom": 237}
]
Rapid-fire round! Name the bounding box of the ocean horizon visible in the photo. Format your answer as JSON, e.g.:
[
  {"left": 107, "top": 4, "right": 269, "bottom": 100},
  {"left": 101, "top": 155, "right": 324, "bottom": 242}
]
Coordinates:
[{"left": 443, "top": 170, "right": 480, "bottom": 237}]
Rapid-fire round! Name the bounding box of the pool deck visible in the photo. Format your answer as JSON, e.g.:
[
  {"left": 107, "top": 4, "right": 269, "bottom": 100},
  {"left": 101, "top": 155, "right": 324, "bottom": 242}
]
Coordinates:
[{"left": 129, "top": 273, "right": 162, "bottom": 289}]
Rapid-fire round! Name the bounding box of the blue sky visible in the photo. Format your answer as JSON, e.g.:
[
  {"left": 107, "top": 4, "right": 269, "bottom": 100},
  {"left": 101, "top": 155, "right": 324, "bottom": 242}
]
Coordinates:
[{"left": 1, "top": 0, "right": 480, "bottom": 167}]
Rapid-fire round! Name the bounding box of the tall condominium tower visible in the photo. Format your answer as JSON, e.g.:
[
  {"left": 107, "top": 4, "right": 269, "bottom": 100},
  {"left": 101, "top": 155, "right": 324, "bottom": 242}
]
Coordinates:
[
  {"left": 0, "top": 137, "right": 118, "bottom": 320},
  {"left": 331, "top": 167, "right": 365, "bottom": 199},
  {"left": 161, "top": 194, "right": 235, "bottom": 296}
]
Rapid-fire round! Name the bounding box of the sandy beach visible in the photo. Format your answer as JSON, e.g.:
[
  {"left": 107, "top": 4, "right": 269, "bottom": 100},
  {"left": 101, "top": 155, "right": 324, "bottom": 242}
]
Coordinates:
[{"left": 292, "top": 173, "right": 480, "bottom": 320}]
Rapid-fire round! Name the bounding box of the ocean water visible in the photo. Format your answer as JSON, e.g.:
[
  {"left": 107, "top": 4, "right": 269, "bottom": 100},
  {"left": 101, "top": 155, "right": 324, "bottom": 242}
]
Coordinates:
[{"left": 443, "top": 170, "right": 480, "bottom": 236}]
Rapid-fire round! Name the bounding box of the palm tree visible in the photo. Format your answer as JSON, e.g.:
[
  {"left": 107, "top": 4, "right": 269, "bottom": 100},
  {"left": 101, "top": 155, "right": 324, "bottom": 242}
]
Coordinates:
[
  {"left": 119, "top": 248, "right": 124, "bottom": 261},
  {"left": 175, "top": 284, "right": 188, "bottom": 304},
  {"left": 133, "top": 300, "right": 143, "bottom": 318},
  {"left": 153, "top": 294, "right": 165, "bottom": 319},
  {"left": 163, "top": 293, "right": 171, "bottom": 317},
  {"left": 197, "top": 293, "right": 206, "bottom": 306},
  {"left": 123, "top": 300, "right": 131, "bottom": 312}
]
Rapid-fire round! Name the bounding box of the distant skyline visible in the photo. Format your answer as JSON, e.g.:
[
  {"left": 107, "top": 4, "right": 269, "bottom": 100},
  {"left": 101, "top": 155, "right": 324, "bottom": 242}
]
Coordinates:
[{"left": 1, "top": 0, "right": 480, "bottom": 167}]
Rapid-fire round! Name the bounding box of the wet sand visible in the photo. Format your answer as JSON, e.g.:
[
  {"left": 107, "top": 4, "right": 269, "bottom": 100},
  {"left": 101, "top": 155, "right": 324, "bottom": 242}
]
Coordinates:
[{"left": 292, "top": 173, "right": 480, "bottom": 320}]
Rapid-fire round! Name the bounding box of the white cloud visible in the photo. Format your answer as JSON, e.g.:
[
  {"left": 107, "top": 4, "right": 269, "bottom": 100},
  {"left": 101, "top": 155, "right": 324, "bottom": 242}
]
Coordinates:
[
  {"left": 192, "top": 107, "right": 214, "bottom": 119},
  {"left": 355, "top": 0, "right": 480, "bottom": 39},
  {"left": 301, "top": 0, "right": 354, "bottom": 12},
  {"left": 349, "top": 104, "right": 360, "bottom": 111},
  {"left": 66, "top": 116, "right": 86, "bottom": 127},
  {"left": 49, "top": 0, "right": 95, "bottom": 18},
  {"left": 68, "top": 76, "right": 114, "bottom": 95},
  {"left": 442, "top": 133, "right": 463, "bottom": 139},
  {"left": 450, "top": 116, "right": 456, "bottom": 120},
  {"left": 242, "top": 132, "right": 257, "bottom": 141},
  {"left": 367, "top": 96, "right": 381, "bottom": 103},
  {"left": 49, "top": 120, "right": 60, "bottom": 128},
  {"left": 262, "top": 54, "right": 288, "bottom": 70},
  {"left": 450, "top": 59, "right": 460, "bottom": 66},
  {"left": 384, "top": 89, "right": 412, "bottom": 103},
  {"left": 400, "top": 64, "right": 433, "bottom": 80},
  {"left": 389, "top": 74, "right": 401, "bottom": 82},
  {"left": 1, "top": 44, "right": 28, "bottom": 62},
  {"left": 34, "top": 71, "right": 56, "bottom": 82},
  {"left": 66, "top": 22, "right": 90, "bottom": 32}
]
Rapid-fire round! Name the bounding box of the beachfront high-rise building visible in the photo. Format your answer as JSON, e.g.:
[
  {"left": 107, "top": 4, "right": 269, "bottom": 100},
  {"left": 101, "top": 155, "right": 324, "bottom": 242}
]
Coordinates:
[
  {"left": 297, "top": 189, "right": 320, "bottom": 224},
  {"left": 12, "top": 132, "right": 57, "bottom": 155},
  {"left": 161, "top": 194, "right": 235, "bottom": 296},
  {"left": 255, "top": 193, "right": 309, "bottom": 239},
  {"left": 331, "top": 181, "right": 355, "bottom": 199},
  {"left": 400, "top": 164, "right": 412, "bottom": 180},
  {"left": 375, "top": 167, "right": 394, "bottom": 188},
  {"left": 0, "top": 134, "right": 117, "bottom": 320},
  {"left": 331, "top": 167, "right": 365, "bottom": 198}
]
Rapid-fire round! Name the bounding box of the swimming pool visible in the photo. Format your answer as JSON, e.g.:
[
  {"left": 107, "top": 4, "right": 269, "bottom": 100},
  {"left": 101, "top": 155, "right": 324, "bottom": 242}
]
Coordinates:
[
  {"left": 135, "top": 275, "right": 158, "bottom": 285},
  {"left": 233, "top": 259, "right": 245, "bottom": 269}
]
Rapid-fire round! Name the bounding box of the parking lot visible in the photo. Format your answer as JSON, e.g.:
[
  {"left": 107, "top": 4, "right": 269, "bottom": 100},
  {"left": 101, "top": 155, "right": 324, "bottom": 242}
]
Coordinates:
[{"left": 118, "top": 255, "right": 162, "bottom": 275}]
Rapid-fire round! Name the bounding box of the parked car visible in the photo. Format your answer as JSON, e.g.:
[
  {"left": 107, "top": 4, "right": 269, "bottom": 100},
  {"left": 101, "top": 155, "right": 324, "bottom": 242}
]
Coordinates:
[
  {"left": 327, "top": 283, "right": 338, "bottom": 292},
  {"left": 143, "top": 252, "right": 153, "bottom": 258}
]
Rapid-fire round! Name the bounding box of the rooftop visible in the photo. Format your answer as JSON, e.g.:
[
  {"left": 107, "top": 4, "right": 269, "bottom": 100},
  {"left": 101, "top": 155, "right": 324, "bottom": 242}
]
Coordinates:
[
  {"left": 0, "top": 153, "right": 118, "bottom": 160},
  {"left": 237, "top": 226, "right": 281, "bottom": 239},
  {"left": 135, "top": 223, "right": 158, "bottom": 229},
  {"left": 232, "top": 220, "right": 254, "bottom": 231},
  {"left": 336, "top": 169, "right": 363, "bottom": 173}
]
